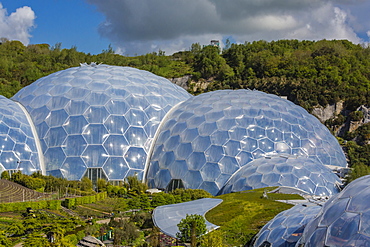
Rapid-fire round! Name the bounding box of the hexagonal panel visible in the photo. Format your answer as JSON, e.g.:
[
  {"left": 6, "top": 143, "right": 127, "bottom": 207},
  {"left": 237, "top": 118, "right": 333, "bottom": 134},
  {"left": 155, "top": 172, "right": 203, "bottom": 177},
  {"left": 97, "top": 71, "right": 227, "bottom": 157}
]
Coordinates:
[
  {"left": 125, "top": 126, "right": 148, "bottom": 146},
  {"left": 61, "top": 157, "right": 87, "bottom": 180},
  {"left": 62, "top": 135, "right": 87, "bottom": 156},
  {"left": 125, "top": 109, "right": 149, "bottom": 127},
  {"left": 82, "top": 145, "right": 108, "bottom": 168},
  {"left": 82, "top": 124, "right": 109, "bottom": 144},
  {"left": 125, "top": 147, "right": 147, "bottom": 169},
  {"left": 64, "top": 115, "right": 89, "bottom": 135},
  {"left": 103, "top": 157, "right": 129, "bottom": 180},
  {"left": 46, "top": 109, "right": 69, "bottom": 128},
  {"left": 104, "top": 115, "right": 129, "bottom": 134},
  {"left": 103, "top": 135, "right": 129, "bottom": 156},
  {"left": 84, "top": 106, "right": 110, "bottom": 124}
]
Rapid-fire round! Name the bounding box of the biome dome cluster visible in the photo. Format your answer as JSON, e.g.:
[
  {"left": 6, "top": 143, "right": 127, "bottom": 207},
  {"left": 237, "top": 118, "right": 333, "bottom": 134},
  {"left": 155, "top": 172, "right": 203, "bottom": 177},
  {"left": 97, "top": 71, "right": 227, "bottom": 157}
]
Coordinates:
[
  {"left": 219, "top": 156, "right": 341, "bottom": 197},
  {"left": 253, "top": 204, "right": 321, "bottom": 247},
  {"left": 10, "top": 64, "right": 191, "bottom": 180},
  {"left": 298, "top": 174, "right": 370, "bottom": 246},
  {"left": 253, "top": 175, "right": 370, "bottom": 247},
  {"left": 0, "top": 64, "right": 347, "bottom": 197},
  {"left": 146, "top": 90, "right": 346, "bottom": 195}
]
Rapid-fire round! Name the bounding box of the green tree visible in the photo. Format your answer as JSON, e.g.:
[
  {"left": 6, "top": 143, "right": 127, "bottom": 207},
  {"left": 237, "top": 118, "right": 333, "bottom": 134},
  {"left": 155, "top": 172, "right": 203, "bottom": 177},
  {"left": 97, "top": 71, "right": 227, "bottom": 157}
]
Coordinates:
[
  {"left": 0, "top": 170, "right": 10, "bottom": 180},
  {"left": 0, "top": 230, "right": 11, "bottom": 246},
  {"left": 348, "top": 163, "right": 370, "bottom": 183},
  {"left": 200, "top": 229, "right": 226, "bottom": 247},
  {"left": 193, "top": 45, "right": 234, "bottom": 81},
  {"left": 176, "top": 214, "right": 207, "bottom": 247},
  {"left": 97, "top": 178, "right": 107, "bottom": 192},
  {"left": 125, "top": 175, "right": 148, "bottom": 195},
  {"left": 22, "top": 232, "right": 49, "bottom": 247},
  {"left": 7, "top": 221, "right": 25, "bottom": 236},
  {"left": 113, "top": 219, "right": 140, "bottom": 245},
  {"left": 80, "top": 177, "right": 93, "bottom": 191}
]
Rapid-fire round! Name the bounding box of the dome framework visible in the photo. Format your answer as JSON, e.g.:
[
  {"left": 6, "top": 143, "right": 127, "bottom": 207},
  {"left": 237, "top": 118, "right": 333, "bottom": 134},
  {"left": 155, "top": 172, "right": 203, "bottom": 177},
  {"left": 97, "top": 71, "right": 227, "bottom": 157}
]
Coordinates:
[
  {"left": 11, "top": 64, "right": 191, "bottom": 181},
  {"left": 146, "top": 90, "right": 347, "bottom": 195}
]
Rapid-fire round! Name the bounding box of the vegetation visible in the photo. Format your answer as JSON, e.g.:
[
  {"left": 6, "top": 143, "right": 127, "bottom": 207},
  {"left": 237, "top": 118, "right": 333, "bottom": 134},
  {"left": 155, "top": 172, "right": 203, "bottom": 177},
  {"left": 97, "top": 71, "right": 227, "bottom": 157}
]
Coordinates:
[
  {"left": 1, "top": 39, "right": 370, "bottom": 112},
  {"left": 2, "top": 38, "right": 370, "bottom": 245},
  {"left": 206, "top": 187, "right": 303, "bottom": 246},
  {"left": 0, "top": 170, "right": 214, "bottom": 246},
  {"left": 0, "top": 172, "right": 332, "bottom": 247},
  {"left": 176, "top": 214, "right": 207, "bottom": 246},
  {"left": 2, "top": 38, "right": 370, "bottom": 174},
  {"left": 5, "top": 208, "right": 85, "bottom": 246}
]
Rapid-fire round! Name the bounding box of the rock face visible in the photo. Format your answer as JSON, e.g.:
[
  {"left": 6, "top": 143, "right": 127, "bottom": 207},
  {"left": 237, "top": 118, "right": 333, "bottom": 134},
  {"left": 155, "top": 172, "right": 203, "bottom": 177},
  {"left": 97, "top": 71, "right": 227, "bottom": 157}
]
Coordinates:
[
  {"left": 348, "top": 105, "right": 370, "bottom": 134},
  {"left": 358, "top": 105, "right": 370, "bottom": 124},
  {"left": 312, "top": 101, "right": 344, "bottom": 123},
  {"left": 169, "top": 75, "right": 192, "bottom": 90}
]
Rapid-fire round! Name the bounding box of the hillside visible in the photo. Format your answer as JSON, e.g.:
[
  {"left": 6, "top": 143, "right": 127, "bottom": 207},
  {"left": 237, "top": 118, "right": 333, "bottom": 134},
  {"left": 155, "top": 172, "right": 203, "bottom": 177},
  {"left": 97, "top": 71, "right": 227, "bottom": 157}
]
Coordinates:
[
  {"left": 0, "top": 179, "right": 47, "bottom": 203},
  {"left": 1, "top": 38, "right": 370, "bottom": 178},
  {"left": 206, "top": 187, "right": 304, "bottom": 246}
]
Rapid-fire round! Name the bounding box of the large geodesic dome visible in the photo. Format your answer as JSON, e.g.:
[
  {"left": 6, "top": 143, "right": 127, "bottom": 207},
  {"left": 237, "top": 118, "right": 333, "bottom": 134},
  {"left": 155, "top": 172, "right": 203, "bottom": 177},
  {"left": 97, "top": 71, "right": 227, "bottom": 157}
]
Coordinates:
[
  {"left": 0, "top": 96, "right": 42, "bottom": 175},
  {"left": 253, "top": 204, "right": 321, "bottom": 247},
  {"left": 11, "top": 64, "right": 191, "bottom": 181},
  {"left": 299, "top": 175, "right": 370, "bottom": 246},
  {"left": 146, "top": 90, "right": 347, "bottom": 195},
  {"left": 220, "top": 156, "right": 342, "bottom": 196}
]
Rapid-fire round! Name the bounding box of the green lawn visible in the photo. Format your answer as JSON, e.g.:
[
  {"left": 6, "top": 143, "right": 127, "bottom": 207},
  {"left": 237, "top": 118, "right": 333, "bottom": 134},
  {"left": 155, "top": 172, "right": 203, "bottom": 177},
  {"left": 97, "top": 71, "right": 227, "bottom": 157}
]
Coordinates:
[{"left": 206, "top": 187, "right": 304, "bottom": 246}]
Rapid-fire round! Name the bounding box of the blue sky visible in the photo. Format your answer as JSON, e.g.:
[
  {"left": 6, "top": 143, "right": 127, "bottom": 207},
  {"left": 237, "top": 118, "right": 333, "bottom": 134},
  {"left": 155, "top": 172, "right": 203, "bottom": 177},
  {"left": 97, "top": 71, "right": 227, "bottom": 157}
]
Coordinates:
[
  {"left": 1, "top": 0, "right": 370, "bottom": 55},
  {"left": 1, "top": 0, "right": 110, "bottom": 54}
]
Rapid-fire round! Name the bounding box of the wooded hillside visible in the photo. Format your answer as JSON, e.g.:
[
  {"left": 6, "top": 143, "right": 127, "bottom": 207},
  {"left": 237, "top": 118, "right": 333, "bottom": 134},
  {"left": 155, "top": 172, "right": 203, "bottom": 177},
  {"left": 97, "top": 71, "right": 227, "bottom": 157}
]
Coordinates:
[{"left": 1, "top": 38, "right": 370, "bottom": 179}]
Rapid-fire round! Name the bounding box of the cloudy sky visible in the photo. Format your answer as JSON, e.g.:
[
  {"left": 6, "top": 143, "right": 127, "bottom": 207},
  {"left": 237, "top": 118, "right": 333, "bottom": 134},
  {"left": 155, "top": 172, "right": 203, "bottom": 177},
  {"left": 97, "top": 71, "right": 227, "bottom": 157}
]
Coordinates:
[{"left": 0, "top": 0, "right": 369, "bottom": 55}]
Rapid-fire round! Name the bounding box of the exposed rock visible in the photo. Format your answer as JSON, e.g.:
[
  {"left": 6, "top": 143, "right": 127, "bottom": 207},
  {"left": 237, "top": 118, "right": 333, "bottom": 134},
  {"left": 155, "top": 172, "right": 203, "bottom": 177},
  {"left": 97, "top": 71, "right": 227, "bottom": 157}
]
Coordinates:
[
  {"left": 357, "top": 105, "right": 370, "bottom": 124},
  {"left": 347, "top": 105, "right": 370, "bottom": 133},
  {"left": 312, "top": 101, "right": 344, "bottom": 123},
  {"left": 169, "top": 75, "right": 192, "bottom": 90}
]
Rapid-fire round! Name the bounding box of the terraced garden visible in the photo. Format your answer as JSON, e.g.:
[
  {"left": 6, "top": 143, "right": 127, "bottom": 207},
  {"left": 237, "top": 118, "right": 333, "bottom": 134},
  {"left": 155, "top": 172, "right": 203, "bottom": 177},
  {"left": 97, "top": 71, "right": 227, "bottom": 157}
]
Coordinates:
[{"left": 0, "top": 179, "right": 48, "bottom": 203}]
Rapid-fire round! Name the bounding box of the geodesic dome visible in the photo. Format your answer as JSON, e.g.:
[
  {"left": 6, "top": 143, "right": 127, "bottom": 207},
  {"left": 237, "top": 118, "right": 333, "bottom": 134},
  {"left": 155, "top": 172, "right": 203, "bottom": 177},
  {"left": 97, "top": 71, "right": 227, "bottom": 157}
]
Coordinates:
[
  {"left": 253, "top": 204, "right": 321, "bottom": 247},
  {"left": 0, "top": 95, "right": 42, "bottom": 175},
  {"left": 219, "top": 156, "right": 342, "bottom": 196},
  {"left": 299, "top": 175, "right": 370, "bottom": 246},
  {"left": 146, "top": 90, "right": 347, "bottom": 195},
  {"left": 11, "top": 64, "right": 191, "bottom": 181}
]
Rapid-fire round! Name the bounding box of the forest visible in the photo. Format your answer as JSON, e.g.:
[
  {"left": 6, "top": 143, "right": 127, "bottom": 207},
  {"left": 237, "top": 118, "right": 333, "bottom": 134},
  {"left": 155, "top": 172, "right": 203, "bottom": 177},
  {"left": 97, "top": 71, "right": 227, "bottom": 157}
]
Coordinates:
[{"left": 1, "top": 38, "right": 370, "bottom": 178}]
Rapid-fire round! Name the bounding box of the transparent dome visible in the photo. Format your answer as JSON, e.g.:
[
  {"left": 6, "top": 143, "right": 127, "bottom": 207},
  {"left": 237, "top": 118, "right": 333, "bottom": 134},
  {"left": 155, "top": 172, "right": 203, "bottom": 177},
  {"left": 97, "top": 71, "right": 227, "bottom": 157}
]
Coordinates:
[
  {"left": 299, "top": 175, "right": 370, "bottom": 246},
  {"left": 146, "top": 90, "right": 347, "bottom": 195},
  {"left": 0, "top": 96, "right": 41, "bottom": 175},
  {"left": 11, "top": 64, "right": 191, "bottom": 180},
  {"left": 253, "top": 204, "right": 321, "bottom": 247},
  {"left": 220, "top": 156, "right": 342, "bottom": 196}
]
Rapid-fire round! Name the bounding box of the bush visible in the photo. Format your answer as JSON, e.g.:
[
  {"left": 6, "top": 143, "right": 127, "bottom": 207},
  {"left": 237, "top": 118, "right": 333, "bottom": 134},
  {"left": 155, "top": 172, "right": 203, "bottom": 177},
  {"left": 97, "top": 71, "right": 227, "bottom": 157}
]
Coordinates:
[
  {"left": 350, "top": 111, "right": 364, "bottom": 121},
  {"left": 0, "top": 200, "right": 61, "bottom": 212}
]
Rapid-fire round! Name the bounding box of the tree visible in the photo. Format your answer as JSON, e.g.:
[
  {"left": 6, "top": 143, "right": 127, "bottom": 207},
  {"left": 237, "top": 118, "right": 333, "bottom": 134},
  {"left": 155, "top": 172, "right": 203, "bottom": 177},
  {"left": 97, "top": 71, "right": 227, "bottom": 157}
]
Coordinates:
[
  {"left": 0, "top": 230, "right": 11, "bottom": 246},
  {"left": 97, "top": 178, "right": 107, "bottom": 192},
  {"left": 125, "top": 175, "right": 148, "bottom": 195},
  {"left": 176, "top": 214, "right": 207, "bottom": 247},
  {"left": 22, "top": 232, "right": 49, "bottom": 247},
  {"left": 200, "top": 229, "right": 226, "bottom": 247},
  {"left": 80, "top": 177, "right": 93, "bottom": 191},
  {"left": 0, "top": 170, "right": 10, "bottom": 180},
  {"left": 113, "top": 219, "right": 140, "bottom": 245}
]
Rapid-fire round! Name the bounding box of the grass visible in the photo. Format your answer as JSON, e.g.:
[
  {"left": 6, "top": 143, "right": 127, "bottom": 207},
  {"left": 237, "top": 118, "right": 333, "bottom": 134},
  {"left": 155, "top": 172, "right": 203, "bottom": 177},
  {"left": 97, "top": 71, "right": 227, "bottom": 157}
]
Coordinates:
[{"left": 205, "top": 187, "right": 304, "bottom": 246}]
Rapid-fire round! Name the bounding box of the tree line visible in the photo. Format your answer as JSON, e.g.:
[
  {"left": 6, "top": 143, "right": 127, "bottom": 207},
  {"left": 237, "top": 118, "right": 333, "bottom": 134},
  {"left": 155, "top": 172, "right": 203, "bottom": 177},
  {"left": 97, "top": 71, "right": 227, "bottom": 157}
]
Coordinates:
[{"left": 2, "top": 38, "right": 370, "bottom": 178}]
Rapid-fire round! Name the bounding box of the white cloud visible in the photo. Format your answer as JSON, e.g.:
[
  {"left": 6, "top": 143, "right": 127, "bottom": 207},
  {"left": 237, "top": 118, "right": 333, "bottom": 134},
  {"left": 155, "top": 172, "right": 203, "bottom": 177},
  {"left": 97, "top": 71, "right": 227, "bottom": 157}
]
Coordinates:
[
  {"left": 86, "top": 0, "right": 364, "bottom": 55},
  {"left": 0, "top": 3, "right": 36, "bottom": 45}
]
